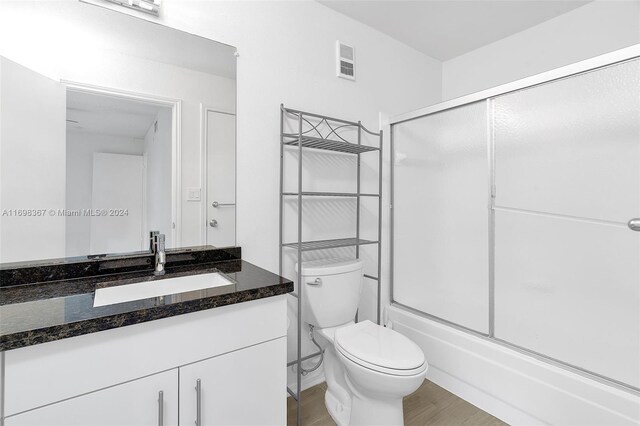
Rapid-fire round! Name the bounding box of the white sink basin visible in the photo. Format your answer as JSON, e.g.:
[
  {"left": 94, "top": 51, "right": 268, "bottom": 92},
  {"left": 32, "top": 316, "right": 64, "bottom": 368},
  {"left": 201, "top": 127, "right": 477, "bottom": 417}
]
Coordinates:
[{"left": 93, "top": 272, "right": 235, "bottom": 307}]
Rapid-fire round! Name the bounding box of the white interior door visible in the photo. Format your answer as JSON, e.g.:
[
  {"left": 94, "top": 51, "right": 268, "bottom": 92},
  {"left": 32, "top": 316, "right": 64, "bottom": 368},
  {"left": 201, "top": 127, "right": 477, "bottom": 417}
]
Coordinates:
[
  {"left": 0, "top": 57, "right": 66, "bottom": 263},
  {"left": 206, "top": 110, "right": 235, "bottom": 247},
  {"left": 90, "top": 153, "right": 144, "bottom": 254},
  {"left": 493, "top": 58, "right": 640, "bottom": 388}
]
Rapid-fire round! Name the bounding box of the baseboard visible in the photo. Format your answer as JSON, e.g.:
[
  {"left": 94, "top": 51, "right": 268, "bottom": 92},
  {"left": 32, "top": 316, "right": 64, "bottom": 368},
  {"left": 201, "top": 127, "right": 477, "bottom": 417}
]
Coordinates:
[{"left": 388, "top": 305, "right": 640, "bottom": 425}]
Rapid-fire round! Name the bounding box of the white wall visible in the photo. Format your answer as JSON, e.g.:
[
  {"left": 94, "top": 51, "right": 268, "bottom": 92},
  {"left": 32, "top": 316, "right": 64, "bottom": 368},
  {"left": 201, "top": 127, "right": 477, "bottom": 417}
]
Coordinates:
[
  {"left": 131, "top": 0, "right": 442, "bottom": 269},
  {"left": 65, "top": 132, "right": 145, "bottom": 257},
  {"left": 442, "top": 0, "right": 640, "bottom": 100},
  {"left": 144, "top": 109, "right": 173, "bottom": 246}
]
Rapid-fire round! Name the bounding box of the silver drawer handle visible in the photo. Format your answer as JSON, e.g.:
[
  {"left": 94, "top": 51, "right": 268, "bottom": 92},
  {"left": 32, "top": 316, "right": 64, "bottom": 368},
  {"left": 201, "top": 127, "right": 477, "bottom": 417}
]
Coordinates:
[
  {"left": 209, "top": 219, "right": 218, "bottom": 228},
  {"left": 629, "top": 218, "right": 640, "bottom": 231},
  {"left": 307, "top": 278, "right": 322, "bottom": 286},
  {"left": 195, "top": 379, "right": 202, "bottom": 426},
  {"left": 158, "top": 391, "right": 164, "bottom": 426}
]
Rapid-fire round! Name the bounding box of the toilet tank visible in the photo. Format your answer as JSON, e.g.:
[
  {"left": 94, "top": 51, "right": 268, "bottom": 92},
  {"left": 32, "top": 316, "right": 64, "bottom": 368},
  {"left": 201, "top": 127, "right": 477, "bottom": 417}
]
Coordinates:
[{"left": 295, "top": 258, "right": 363, "bottom": 328}]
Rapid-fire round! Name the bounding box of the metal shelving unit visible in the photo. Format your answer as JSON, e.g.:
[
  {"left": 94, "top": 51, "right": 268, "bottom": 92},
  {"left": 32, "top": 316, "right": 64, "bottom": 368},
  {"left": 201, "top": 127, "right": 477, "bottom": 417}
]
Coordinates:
[{"left": 279, "top": 104, "right": 383, "bottom": 426}]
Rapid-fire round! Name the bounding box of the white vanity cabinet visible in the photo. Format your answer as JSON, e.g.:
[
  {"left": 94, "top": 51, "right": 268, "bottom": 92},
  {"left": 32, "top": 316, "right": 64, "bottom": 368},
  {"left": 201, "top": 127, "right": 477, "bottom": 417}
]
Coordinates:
[
  {"left": 4, "top": 370, "right": 178, "bottom": 426},
  {"left": 1, "top": 296, "right": 287, "bottom": 426},
  {"left": 179, "top": 338, "right": 285, "bottom": 426}
]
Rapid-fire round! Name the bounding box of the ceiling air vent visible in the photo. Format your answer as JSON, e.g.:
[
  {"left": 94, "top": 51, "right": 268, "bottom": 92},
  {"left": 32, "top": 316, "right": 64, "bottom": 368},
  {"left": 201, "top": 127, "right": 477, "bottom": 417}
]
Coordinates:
[{"left": 336, "top": 41, "right": 355, "bottom": 81}]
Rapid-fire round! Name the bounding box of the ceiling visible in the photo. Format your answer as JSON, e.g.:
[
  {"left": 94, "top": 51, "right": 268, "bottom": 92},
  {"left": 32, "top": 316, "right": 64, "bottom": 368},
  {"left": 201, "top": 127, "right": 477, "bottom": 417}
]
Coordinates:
[
  {"left": 319, "top": 0, "right": 591, "bottom": 61},
  {"left": 67, "top": 90, "right": 167, "bottom": 138}
]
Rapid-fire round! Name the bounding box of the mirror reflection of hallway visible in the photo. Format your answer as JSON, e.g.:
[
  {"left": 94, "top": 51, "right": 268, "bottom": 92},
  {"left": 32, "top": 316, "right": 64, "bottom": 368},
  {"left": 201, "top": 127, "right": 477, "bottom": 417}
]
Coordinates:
[{"left": 66, "top": 90, "right": 173, "bottom": 256}]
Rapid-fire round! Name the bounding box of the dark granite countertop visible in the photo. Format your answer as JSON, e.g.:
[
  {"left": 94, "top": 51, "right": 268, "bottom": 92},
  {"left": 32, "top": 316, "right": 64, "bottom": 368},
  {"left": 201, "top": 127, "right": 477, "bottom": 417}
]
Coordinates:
[{"left": 0, "top": 247, "right": 293, "bottom": 351}]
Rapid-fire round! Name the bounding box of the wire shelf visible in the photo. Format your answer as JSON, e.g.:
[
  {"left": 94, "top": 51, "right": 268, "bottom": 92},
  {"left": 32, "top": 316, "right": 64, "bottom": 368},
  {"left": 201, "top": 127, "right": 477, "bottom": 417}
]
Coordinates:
[
  {"left": 282, "top": 134, "right": 379, "bottom": 154},
  {"left": 282, "top": 237, "right": 378, "bottom": 251},
  {"left": 280, "top": 105, "right": 383, "bottom": 426},
  {"left": 282, "top": 191, "right": 380, "bottom": 197}
]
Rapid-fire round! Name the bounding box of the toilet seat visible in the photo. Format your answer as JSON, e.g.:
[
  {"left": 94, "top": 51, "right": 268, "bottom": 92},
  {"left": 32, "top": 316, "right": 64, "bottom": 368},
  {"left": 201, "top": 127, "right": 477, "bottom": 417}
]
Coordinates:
[{"left": 334, "top": 320, "right": 427, "bottom": 377}]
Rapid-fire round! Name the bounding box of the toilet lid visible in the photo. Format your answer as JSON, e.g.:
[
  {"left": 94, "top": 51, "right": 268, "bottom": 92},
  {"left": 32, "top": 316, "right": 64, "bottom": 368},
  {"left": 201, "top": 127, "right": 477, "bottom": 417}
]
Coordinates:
[{"left": 334, "top": 320, "right": 425, "bottom": 373}]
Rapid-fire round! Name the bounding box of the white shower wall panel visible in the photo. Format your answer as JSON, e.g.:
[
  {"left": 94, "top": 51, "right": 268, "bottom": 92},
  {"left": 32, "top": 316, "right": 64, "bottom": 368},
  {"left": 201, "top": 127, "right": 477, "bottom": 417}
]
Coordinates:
[
  {"left": 493, "top": 59, "right": 640, "bottom": 223},
  {"left": 393, "top": 102, "right": 489, "bottom": 333},
  {"left": 494, "top": 209, "right": 640, "bottom": 388}
]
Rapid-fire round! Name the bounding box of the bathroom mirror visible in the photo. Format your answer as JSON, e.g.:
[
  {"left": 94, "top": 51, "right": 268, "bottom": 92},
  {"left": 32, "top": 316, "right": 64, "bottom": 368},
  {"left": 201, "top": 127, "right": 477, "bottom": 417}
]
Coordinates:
[{"left": 0, "top": 1, "right": 237, "bottom": 264}]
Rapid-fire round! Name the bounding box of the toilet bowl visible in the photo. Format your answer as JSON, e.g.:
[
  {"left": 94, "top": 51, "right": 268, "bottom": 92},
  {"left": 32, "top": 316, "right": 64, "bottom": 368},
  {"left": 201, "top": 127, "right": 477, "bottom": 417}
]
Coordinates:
[
  {"left": 319, "top": 321, "right": 427, "bottom": 426},
  {"left": 297, "top": 259, "right": 428, "bottom": 426}
]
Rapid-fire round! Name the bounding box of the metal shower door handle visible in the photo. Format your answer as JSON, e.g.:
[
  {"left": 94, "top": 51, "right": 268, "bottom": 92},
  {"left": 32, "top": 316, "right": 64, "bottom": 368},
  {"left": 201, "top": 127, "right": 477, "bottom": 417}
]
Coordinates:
[{"left": 628, "top": 218, "right": 640, "bottom": 231}]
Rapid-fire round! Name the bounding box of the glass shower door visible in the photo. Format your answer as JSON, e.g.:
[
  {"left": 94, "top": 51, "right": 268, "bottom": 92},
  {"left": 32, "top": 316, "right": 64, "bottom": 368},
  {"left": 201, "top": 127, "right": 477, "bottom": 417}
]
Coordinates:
[
  {"left": 493, "top": 59, "right": 640, "bottom": 388},
  {"left": 393, "top": 101, "right": 490, "bottom": 334}
]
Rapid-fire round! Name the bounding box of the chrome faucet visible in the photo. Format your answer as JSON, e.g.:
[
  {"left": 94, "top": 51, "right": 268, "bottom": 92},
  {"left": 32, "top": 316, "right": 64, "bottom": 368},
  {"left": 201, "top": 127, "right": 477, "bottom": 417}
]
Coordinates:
[{"left": 150, "top": 231, "right": 166, "bottom": 276}]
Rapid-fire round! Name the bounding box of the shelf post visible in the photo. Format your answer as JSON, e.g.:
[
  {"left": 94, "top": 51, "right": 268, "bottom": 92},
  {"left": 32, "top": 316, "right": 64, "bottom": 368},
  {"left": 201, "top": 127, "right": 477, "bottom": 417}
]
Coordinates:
[
  {"left": 377, "top": 130, "right": 383, "bottom": 325},
  {"left": 356, "top": 121, "right": 362, "bottom": 260},
  {"left": 295, "top": 111, "right": 303, "bottom": 426}
]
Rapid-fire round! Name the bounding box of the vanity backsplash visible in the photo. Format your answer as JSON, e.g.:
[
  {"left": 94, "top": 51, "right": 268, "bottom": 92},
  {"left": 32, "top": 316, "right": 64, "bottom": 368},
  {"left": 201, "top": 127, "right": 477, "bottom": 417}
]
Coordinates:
[{"left": 0, "top": 246, "right": 241, "bottom": 287}]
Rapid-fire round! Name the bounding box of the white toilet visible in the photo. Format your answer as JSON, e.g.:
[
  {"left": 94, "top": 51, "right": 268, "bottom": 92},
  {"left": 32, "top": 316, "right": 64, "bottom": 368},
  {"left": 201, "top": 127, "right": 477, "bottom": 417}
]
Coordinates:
[{"left": 296, "top": 258, "right": 427, "bottom": 426}]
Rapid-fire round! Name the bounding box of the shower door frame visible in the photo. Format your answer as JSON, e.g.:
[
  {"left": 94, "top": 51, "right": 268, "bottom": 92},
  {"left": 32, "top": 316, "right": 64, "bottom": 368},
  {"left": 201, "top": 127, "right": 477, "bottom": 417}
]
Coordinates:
[{"left": 388, "top": 44, "right": 640, "bottom": 393}]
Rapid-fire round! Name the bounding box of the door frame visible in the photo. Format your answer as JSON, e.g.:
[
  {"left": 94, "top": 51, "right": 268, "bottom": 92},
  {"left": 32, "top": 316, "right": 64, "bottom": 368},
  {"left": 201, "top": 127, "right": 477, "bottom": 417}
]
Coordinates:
[
  {"left": 63, "top": 80, "right": 182, "bottom": 248},
  {"left": 200, "top": 104, "right": 236, "bottom": 246}
]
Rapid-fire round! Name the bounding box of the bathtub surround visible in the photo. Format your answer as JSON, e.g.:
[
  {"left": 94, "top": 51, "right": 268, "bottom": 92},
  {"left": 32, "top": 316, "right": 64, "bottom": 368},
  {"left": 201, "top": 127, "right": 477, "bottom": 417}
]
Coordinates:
[
  {"left": 389, "top": 47, "right": 640, "bottom": 425},
  {"left": 0, "top": 246, "right": 292, "bottom": 350}
]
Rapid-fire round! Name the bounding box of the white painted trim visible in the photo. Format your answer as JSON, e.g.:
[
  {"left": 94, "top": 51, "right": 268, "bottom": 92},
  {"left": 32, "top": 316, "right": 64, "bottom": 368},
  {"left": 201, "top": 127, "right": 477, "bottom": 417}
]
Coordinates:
[
  {"left": 62, "top": 80, "right": 182, "bottom": 247},
  {"left": 390, "top": 44, "right": 640, "bottom": 125},
  {"left": 172, "top": 100, "right": 182, "bottom": 247},
  {"left": 199, "top": 104, "right": 236, "bottom": 246},
  {"left": 388, "top": 305, "right": 640, "bottom": 426},
  {"left": 141, "top": 152, "right": 148, "bottom": 250}
]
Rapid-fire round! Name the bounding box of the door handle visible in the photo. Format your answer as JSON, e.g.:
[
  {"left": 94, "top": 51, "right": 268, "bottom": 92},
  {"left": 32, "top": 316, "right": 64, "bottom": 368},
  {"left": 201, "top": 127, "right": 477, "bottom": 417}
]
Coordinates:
[
  {"left": 629, "top": 218, "right": 640, "bottom": 231},
  {"left": 195, "top": 379, "right": 202, "bottom": 426},
  {"left": 212, "top": 201, "right": 235, "bottom": 208},
  {"left": 209, "top": 219, "right": 218, "bottom": 228}
]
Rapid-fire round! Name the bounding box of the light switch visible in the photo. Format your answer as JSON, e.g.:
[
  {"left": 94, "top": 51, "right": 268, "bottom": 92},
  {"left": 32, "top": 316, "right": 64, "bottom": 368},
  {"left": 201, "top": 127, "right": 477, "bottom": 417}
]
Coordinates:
[{"left": 187, "top": 187, "right": 201, "bottom": 201}]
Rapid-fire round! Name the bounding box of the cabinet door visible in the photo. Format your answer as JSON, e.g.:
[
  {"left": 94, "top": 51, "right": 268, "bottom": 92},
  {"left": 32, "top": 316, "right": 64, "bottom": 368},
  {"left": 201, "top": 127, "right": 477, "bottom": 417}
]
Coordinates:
[
  {"left": 179, "top": 337, "right": 286, "bottom": 426},
  {"left": 5, "top": 369, "right": 178, "bottom": 426}
]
